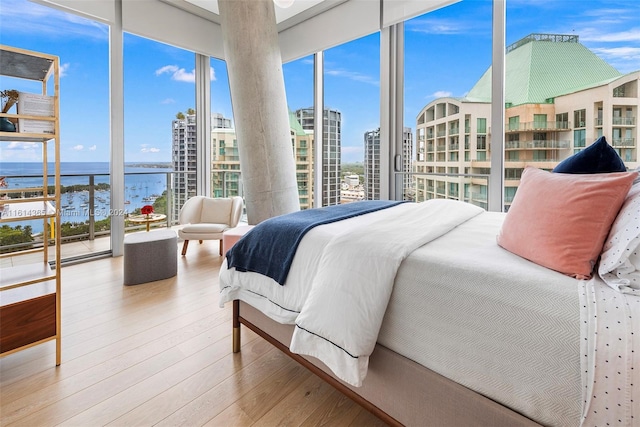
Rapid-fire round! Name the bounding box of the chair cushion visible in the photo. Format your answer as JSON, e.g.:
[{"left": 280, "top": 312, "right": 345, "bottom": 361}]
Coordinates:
[
  {"left": 180, "top": 223, "right": 228, "bottom": 234},
  {"left": 201, "top": 198, "right": 232, "bottom": 224}
]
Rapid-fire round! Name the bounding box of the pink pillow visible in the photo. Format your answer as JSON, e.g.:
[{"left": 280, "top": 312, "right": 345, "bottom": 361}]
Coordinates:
[{"left": 497, "top": 167, "right": 638, "bottom": 279}]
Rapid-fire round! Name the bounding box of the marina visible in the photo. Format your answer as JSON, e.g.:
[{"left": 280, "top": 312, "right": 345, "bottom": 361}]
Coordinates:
[{"left": 0, "top": 162, "right": 173, "bottom": 234}]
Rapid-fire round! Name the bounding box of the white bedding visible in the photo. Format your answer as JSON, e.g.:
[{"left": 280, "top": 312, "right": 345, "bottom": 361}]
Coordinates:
[
  {"left": 218, "top": 201, "right": 640, "bottom": 427},
  {"left": 290, "top": 199, "right": 483, "bottom": 386}
]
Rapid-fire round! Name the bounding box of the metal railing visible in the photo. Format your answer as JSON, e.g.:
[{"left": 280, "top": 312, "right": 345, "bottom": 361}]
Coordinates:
[
  {"left": 612, "top": 117, "right": 635, "bottom": 126},
  {"left": 611, "top": 138, "right": 636, "bottom": 147},
  {"left": 400, "top": 171, "right": 491, "bottom": 209},
  {"left": 505, "top": 140, "right": 571, "bottom": 149},
  {"left": 1, "top": 170, "right": 194, "bottom": 254},
  {"left": 505, "top": 121, "right": 570, "bottom": 132}
]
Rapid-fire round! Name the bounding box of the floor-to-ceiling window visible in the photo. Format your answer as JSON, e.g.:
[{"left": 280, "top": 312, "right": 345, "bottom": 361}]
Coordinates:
[
  {"left": 284, "top": 55, "right": 314, "bottom": 208},
  {"left": 406, "top": 1, "right": 492, "bottom": 207},
  {"left": 0, "top": 0, "right": 110, "bottom": 260},
  {"left": 504, "top": 0, "right": 640, "bottom": 210},
  {"left": 209, "top": 57, "right": 236, "bottom": 201},
  {"left": 123, "top": 34, "right": 195, "bottom": 228},
  {"left": 324, "top": 33, "right": 380, "bottom": 204},
  {"left": 408, "top": 0, "right": 639, "bottom": 212}
]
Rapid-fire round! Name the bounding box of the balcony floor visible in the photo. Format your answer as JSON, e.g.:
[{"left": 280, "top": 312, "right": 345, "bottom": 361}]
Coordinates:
[{"left": 0, "top": 238, "right": 387, "bottom": 426}]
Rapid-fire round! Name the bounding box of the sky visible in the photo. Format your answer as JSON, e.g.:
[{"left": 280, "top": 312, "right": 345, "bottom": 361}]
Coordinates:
[{"left": 0, "top": 0, "right": 638, "bottom": 164}]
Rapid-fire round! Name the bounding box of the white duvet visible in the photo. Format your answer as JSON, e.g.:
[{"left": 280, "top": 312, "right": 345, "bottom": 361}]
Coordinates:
[{"left": 288, "top": 199, "right": 483, "bottom": 386}]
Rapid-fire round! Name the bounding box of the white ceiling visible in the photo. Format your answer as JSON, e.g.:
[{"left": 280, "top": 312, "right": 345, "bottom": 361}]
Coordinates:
[
  {"left": 184, "top": 0, "right": 325, "bottom": 22},
  {"left": 174, "top": 0, "right": 348, "bottom": 30}
]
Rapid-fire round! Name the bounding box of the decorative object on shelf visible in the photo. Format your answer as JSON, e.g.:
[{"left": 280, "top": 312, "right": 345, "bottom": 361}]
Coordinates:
[
  {"left": 0, "top": 90, "right": 18, "bottom": 132},
  {"left": 0, "top": 176, "right": 7, "bottom": 213},
  {"left": 141, "top": 204, "right": 154, "bottom": 216},
  {"left": 0, "top": 118, "right": 15, "bottom": 132},
  {"left": 1, "top": 89, "right": 19, "bottom": 112}
]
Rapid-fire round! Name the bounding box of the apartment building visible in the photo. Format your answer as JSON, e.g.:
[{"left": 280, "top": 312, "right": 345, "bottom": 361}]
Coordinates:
[
  {"left": 172, "top": 113, "right": 234, "bottom": 220},
  {"left": 414, "top": 33, "right": 639, "bottom": 210},
  {"left": 364, "top": 127, "right": 414, "bottom": 201},
  {"left": 171, "top": 113, "right": 197, "bottom": 221},
  {"left": 211, "top": 113, "right": 315, "bottom": 210},
  {"left": 294, "top": 107, "right": 342, "bottom": 206}
]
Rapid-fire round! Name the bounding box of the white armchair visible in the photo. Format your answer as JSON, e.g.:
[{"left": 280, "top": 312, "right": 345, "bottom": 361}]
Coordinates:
[{"left": 178, "top": 196, "right": 244, "bottom": 256}]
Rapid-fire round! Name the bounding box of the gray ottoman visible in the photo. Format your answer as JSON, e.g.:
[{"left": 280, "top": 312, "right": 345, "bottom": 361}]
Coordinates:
[{"left": 124, "top": 229, "right": 177, "bottom": 285}]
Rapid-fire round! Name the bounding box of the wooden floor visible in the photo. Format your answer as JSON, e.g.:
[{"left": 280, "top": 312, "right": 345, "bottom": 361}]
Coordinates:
[{"left": 0, "top": 240, "right": 388, "bottom": 426}]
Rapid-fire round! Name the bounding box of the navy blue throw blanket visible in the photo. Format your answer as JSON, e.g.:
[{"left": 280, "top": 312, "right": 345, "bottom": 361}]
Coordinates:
[{"left": 226, "top": 200, "right": 405, "bottom": 285}]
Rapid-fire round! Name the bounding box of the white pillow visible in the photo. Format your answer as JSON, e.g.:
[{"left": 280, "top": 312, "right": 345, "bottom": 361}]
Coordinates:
[
  {"left": 598, "top": 182, "right": 640, "bottom": 295},
  {"left": 200, "top": 197, "right": 232, "bottom": 224}
]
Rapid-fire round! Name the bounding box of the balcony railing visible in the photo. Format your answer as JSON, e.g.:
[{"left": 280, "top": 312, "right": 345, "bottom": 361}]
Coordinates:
[
  {"left": 1, "top": 170, "right": 193, "bottom": 255},
  {"left": 612, "top": 117, "right": 635, "bottom": 126},
  {"left": 505, "top": 121, "right": 570, "bottom": 132},
  {"left": 401, "top": 171, "right": 490, "bottom": 209},
  {"left": 504, "top": 140, "right": 571, "bottom": 150},
  {"left": 611, "top": 138, "right": 636, "bottom": 147}
]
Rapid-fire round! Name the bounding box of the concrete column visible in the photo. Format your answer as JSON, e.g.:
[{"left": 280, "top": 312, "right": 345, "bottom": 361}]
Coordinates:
[{"left": 218, "top": 0, "right": 300, "bottom": 224}]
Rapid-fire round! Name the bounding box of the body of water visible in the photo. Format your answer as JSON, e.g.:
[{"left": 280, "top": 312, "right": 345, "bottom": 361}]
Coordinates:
[{"left": 1, "top": 162, "right": 174, "bottom": 234}]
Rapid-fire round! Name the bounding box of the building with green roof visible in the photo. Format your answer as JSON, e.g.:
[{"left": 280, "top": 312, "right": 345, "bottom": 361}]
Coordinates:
[{"left": 413, "top": 33, "right": 639, "bottom": 211}]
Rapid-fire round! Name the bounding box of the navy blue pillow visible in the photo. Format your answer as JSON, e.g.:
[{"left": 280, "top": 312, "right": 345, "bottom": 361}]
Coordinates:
[{"left": 553, "top": 136, "right": 626, "bottom": 174}]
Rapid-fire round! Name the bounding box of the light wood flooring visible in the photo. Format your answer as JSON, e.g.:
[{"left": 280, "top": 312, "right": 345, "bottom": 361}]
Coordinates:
[{"left": 0, "top": 240, "right": 388, "bottom": 426}]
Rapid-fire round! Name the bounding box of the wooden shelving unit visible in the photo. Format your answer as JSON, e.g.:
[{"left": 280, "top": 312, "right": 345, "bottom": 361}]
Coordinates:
[{"left": 0, "top": 45, "right": 62, "bottom": 365}]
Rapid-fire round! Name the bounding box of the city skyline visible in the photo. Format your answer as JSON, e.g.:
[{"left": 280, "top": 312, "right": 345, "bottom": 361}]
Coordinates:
[{"left": 0, "top": 0, "right": 638, "bottom": 164}]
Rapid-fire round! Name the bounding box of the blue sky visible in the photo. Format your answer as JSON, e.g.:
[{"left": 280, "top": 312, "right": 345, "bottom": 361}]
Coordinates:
[{"left": 0, "top": 0, "right": 638, "bottom": 164}]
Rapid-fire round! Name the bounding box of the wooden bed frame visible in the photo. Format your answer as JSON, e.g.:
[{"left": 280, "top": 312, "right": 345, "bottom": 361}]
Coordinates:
[{"left": 232, "top": 300, "right": 541, "bottom": 426}]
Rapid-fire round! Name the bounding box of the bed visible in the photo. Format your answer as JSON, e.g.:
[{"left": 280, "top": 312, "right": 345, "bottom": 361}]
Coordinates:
[{"left": 218, "top": 167, "right": 640, "bottom": 426}]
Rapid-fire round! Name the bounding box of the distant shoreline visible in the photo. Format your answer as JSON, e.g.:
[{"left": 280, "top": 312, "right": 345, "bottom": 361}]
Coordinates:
[{"left": 124, "top": 163, "right": 173, "bottom": 169}]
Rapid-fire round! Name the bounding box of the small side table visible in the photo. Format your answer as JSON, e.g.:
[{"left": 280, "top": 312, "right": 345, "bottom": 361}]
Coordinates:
[
  {"left": 123, "top": 229, "right": 177, "bottom": 285},
  {"left": 127, "top": 213, "right": 166, "bottom": 232},
  {"left": 222, "top": 225, "right": 255, "bottom": 257}
]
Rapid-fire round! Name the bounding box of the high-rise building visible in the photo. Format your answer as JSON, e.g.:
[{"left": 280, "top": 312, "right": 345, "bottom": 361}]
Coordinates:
[
  {"left": 172, "top": 112, "right": 233, "bottom": 220},
  {"left": 212, "top": 112, "right": 232, "bottom": 129},
  {"left": 171, "top": 113, "right": 197, "bottom": 221},
  {"left": 364, "top": 127, "right": 413, "bottom": 200},
  {"left": 211, "top": 113, "right": 314, "bottom": 209},
  {"left": 414, "top": 33, "right": 639, "bottom": 211},
  {"left": 294, "top": 107, "right": 341, "bottom": 206}
]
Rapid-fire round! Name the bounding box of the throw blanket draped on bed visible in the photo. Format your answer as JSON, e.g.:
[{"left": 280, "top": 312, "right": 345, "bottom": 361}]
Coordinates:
[
  {"left": 289, "top": 199, "right": 484, "bottom": 387},
  {"left": 225, "top": 200, "right": 404, "bottom": 285}
]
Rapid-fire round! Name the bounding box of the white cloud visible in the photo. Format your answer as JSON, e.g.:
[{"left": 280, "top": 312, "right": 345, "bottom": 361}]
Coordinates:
[
  {"left": 60, "top": 63, "right": 70, "bottom": 78},
  {"left": 432, "top": 90, "right": 453, "bottom": 98},
  {"left": 325, "top": 69, "right": 379, "bottom": 86},
  {"left": 141, "top": 147, "right": 160, "bottom": 153},
  {"left": 89, "top": 145, "right": 97, "bottom": 151},
  {"left": 591, "top": 46, "right": 640, "bottom": 59},
  {"left": 161, "top": 98, "right": 176, "bottom": 105},
  {"left": 406, "top": 18, "right": 469, "bottom": 35},
  {"left": 72, "top": 145, "right": 84, "bottom": 151},
  {"left": 0, "top": 0, "right": 107, "bottom": 40},
  {"left": 0, "top": 141, "right": 39, "bottom": 161},
  {"left": 579, "top": 27, "right": 640, "bottom": 43},
  {"left": 155, "top": 65, "right": 216, "bottom": 83}
]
